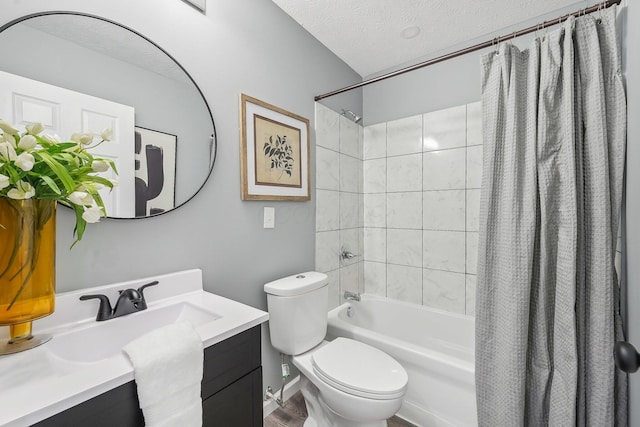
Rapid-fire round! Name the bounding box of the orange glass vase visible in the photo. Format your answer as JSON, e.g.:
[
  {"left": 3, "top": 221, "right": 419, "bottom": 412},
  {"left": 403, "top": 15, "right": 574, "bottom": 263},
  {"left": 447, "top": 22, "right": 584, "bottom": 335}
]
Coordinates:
[{"left": 0, "top": 198, "right": 56, "bottom": 354}]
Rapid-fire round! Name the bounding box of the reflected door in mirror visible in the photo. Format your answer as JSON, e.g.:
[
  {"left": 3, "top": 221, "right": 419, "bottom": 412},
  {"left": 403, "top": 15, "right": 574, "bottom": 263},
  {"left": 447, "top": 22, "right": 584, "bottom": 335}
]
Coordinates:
[{"left": 0, "top": 70, "right": 136, "bottom": 217}]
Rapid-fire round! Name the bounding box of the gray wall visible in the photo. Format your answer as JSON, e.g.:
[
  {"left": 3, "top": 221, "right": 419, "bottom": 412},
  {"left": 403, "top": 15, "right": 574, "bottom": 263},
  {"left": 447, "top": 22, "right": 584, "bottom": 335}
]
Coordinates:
[{"left": 0, "top": 0, "right": 361, "bottom": 396}]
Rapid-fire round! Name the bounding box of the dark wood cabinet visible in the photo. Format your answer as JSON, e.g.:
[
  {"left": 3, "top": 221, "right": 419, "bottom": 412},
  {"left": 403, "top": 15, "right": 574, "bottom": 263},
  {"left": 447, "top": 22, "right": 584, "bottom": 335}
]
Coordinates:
[{"left": 35, "top": 325, "right": 262, "bottom": 427}]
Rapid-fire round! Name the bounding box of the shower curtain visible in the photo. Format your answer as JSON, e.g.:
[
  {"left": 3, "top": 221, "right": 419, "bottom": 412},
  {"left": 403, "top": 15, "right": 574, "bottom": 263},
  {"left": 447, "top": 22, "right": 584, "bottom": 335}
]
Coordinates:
[{"left": 475, "top": 6, "right": 627, "bottom": 426}]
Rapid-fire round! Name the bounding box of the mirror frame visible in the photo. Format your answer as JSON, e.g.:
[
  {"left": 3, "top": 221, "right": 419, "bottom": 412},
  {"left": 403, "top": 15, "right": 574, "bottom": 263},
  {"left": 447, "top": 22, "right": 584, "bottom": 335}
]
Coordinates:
[{"left": 0, "top": 11, "right": 217, "bottom": 220}]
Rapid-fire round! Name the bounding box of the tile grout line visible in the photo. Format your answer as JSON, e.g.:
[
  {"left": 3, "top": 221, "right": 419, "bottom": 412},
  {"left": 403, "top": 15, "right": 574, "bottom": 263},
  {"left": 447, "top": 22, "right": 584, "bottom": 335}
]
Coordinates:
[
  {"left": 384, "top": 121, "right": 389, "bottom": 299},
  {"left": 421, "top": 113, "right": 425, "bottom": 306},
  {"left": 338, "top": 119, "right": 342, "bottom": 303},
  {"left": 464, "top": 104, "right": 469, "bottom": 315}
]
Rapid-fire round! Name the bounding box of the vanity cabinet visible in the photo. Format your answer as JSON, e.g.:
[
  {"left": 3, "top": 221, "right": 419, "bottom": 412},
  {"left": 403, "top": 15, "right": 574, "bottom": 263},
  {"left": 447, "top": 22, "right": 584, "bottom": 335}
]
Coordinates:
[{"left": 34, "top": 325, "right": 263, "bottom": 427}]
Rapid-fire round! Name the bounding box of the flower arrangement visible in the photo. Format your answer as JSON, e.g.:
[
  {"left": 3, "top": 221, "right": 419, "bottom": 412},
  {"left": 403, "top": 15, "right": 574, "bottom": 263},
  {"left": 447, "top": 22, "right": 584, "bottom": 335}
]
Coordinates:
[{"left": 0, "top": 119, "right": 117, "bottom": 246}]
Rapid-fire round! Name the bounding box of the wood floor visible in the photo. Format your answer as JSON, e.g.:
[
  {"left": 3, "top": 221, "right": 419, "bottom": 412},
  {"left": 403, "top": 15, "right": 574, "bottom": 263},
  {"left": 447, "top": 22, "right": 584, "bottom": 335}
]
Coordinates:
[{"left": 263, "top": 391, "right": 416, "bottom": 427}]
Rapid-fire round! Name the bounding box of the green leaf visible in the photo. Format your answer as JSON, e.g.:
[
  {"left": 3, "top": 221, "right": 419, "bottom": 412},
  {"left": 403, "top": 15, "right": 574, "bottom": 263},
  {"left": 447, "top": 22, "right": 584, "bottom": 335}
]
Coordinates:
[
  {"left": 105, "top": 159, "right": 118, "bottom": 175},
  {"left": 36, "top": 151, "right": 76, "bottom": 193},
  {"left": 39, "top": 175, "right": 62, "bottom": 195},
  {"left": 82, "top": 175, "right": 114, "bottom": 188},
  {"left": 70, "top": 204, "right": 86, "bottom": 249},
  {"left": 5, "top": 165, "right": 21, "bottom": 182},
  {"left": 47, "top": 142, "right": 77, "bottom": 153}
]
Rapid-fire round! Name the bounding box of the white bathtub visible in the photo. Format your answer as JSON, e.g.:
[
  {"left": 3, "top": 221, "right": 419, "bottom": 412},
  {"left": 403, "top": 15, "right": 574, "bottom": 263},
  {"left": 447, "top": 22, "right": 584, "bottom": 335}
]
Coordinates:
[{"left": 326, "top": 295, "right": 477, "bottom": 427}]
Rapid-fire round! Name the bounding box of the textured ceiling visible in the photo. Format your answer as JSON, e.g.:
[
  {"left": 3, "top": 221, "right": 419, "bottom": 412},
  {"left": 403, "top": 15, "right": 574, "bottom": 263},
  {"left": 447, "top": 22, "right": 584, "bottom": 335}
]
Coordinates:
[
  {"left": 23, "top": 15, "right": 190, "bottom": 84},
  {"left": 271, "top": 0, "right": 582, "bottom": 77}
]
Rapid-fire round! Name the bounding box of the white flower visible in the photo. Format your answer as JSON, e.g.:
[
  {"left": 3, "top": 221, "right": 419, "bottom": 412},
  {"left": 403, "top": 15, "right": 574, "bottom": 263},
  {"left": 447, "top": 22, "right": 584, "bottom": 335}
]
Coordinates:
[
  {"left": 100, "top": 128, "right": 112, "bottom": 142},
  {"left": 42, "top": 133, "right": 61, "bottom": 143},
  {"left": 90, "top": 183, "right": 105, "bottom": 191},
  {"left": 25, "top": 122, "right": 45, "bottom": 135},
  {"left": 91, "top": 160, "right": 109, "bottom": 172},
  {"left": 0, "top": 173, "right": 9, "bottom": 190},
  {"left": 70, "top": 132, "right": 94, "bottom": 146},
  {"left": 7, "top": 181, "right": 35, "bottom": 199},
  {"left": 82, "top": 205, "right": 103, "bottom": 223},
  {"left": 18, "top": 134, "right": 37, "bottom": 150},
  {"left": 0, "top": 142, "right": 17, "bottom": 161},
  {"left": 69, "top": 191, "right": 94, "bottom": 206},
  {"left": 2, "top": 133, "right": 15, "bottom": 145},
  {"left": 0, "top": 119, "right": 18, "bottom": 135},
  {"left": 15, "top": 152, "right": 35, "bottom": 171}
]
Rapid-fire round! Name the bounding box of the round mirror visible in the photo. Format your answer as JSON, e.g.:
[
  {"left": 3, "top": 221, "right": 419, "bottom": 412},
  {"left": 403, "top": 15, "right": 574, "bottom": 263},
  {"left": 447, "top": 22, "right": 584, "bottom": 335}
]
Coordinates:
[{"left": 0, "top": 12, "right": 216, "bottom": 218}]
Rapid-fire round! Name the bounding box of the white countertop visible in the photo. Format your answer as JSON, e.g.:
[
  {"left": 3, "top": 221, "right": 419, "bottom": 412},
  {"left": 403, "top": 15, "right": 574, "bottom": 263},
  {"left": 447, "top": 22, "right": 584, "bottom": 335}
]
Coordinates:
[{"left": 0, "top": 269, "right": 268, "bottom": 427}]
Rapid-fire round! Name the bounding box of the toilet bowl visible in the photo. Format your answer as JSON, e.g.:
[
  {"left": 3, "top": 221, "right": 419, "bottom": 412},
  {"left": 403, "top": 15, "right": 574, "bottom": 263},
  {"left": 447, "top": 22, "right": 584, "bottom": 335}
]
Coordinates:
[
  {"left": 264, "top": 272, "right": 408, "bottom": 427},
  {"left": 293, "top": 339, "right": 407, "bottom": 427}
]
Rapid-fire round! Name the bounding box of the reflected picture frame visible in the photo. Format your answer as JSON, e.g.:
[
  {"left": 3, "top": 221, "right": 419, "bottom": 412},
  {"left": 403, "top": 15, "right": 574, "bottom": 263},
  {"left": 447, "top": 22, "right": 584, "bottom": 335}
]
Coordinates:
[
  {"left": 240, "top": 94, "right": 310, "bottom": 201},
  {"left": 134, "top": 126, "right": 177, "bottom": 216}
]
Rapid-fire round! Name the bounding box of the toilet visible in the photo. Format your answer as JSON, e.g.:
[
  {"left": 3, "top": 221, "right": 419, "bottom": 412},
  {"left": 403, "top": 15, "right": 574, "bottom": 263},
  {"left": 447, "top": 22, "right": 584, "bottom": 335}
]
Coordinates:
[{"left": 264, "top": 272, "right": 408, "bottom": 427}]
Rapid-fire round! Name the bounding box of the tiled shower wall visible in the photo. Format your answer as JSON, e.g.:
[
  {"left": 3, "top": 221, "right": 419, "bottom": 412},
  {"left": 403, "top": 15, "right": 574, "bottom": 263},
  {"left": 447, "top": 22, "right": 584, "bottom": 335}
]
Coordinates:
[
  {"left": 316, "top": 102, "right": 623, "bottom": 318},
  {"left": 315, "top": 101, "right": 482, "bottom": 315},
  {"left": 362, "top": 103, "right": 482, "bottom": 316},
  {"left": 314, "top": 103, "right": 364, "bottom": 310}
]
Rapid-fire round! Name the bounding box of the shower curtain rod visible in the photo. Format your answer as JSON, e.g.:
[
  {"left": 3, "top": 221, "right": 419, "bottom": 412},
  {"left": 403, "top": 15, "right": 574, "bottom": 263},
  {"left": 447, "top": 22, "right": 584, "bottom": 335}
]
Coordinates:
[{"left": 314, "top": 0, "right": 622, "bottom": 101}]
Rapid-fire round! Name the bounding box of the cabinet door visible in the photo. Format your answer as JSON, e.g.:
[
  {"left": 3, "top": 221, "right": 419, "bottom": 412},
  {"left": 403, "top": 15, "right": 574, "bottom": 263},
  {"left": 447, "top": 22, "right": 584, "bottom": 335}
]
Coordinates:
[{"left": 202, "top": 367, "right": 262, "bottom": 427}]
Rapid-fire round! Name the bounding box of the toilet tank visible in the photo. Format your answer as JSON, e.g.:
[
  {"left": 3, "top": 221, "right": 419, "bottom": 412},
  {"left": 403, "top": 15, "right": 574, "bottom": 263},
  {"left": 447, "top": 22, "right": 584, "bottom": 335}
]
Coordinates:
[{"left": 264, "top": 272, "right": 328, "bottom": 355}]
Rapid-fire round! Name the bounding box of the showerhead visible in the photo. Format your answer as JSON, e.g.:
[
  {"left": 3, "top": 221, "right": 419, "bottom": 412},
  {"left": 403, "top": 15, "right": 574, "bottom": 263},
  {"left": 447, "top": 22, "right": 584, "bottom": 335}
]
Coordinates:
[{"left": 340, "top": 109, "right": 362, "bottom": 124}]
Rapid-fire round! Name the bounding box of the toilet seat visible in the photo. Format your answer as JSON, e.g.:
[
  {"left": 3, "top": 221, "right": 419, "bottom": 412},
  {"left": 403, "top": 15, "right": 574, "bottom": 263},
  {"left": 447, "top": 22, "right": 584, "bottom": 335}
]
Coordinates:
[{"left": 311, "top": 338, "right": 407, "bottom": 400}]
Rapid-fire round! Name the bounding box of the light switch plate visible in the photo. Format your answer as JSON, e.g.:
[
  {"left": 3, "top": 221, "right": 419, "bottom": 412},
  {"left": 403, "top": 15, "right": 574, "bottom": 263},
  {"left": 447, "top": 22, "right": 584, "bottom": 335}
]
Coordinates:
[{"left": 264, "top": 207, "right": 275, "bottom": 229}]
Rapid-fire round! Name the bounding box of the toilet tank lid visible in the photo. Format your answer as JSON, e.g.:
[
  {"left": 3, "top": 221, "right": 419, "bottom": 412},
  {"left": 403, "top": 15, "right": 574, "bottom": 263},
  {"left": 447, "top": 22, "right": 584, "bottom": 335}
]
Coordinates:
[{"left": 264, "top": 272, "right": 328, "bottom": 296}]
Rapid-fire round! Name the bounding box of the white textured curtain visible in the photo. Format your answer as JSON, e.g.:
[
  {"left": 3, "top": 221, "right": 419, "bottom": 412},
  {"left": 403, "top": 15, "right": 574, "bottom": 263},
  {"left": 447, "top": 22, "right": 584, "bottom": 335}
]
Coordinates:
[{"left": 475, "top": 6, "right": 627, "bottom": 426}]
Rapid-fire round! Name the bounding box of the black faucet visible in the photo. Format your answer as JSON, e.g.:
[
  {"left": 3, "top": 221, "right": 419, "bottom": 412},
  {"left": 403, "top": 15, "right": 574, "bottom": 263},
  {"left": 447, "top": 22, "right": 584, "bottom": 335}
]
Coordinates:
[{"left": 79, "top": 280, "right": 159, "bottom": 321}]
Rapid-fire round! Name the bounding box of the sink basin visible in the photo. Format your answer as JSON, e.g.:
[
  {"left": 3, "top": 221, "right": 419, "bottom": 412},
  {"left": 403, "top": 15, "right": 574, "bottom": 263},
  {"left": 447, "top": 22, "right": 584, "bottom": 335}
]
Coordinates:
[{"left": 46, "top": 302, "right": 219, "bottom": 363}]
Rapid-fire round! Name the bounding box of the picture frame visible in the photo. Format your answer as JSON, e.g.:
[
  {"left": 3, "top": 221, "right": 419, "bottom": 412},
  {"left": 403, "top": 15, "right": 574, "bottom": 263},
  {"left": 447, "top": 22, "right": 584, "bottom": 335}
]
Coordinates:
[
  {"left": 240, "top": 94, "right": 310, "bottom": 201},
  {"left": 134, "top": 126, "right": 177, "bottom": 217}
]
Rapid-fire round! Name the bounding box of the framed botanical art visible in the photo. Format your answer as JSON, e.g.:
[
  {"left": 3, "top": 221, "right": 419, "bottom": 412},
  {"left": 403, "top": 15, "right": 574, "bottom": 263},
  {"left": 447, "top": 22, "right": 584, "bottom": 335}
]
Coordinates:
[{"left": 240, "top": 94, "right": 310, "bottom": 201}]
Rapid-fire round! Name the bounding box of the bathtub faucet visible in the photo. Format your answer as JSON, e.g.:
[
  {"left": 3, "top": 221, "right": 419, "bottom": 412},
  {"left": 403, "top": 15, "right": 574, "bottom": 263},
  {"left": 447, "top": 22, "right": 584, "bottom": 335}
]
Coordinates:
[
  {"left": 344, "top": 291, "right": 361, "bottom": 302},
  {"left": 340, "top": 247, "right": 358, "bottom": 261}
]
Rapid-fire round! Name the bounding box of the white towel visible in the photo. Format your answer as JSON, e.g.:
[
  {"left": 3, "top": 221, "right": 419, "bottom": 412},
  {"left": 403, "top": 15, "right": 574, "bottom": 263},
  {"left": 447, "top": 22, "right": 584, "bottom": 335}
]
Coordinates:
[{"left": 123, "top": 321, "right": 204, "bottom": 427}]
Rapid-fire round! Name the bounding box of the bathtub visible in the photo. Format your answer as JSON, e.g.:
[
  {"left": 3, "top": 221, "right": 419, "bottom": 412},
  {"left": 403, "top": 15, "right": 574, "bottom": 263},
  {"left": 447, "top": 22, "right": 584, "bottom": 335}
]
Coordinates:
[{"left": 326, "top": 295, "right": 477, "bottom": 427}]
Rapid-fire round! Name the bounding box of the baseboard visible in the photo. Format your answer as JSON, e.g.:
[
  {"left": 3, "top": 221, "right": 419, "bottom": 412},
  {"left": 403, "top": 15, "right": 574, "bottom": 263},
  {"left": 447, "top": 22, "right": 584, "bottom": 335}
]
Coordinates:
[{"left": 262, "top": 375, "right": 301, "bottom": 418}]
